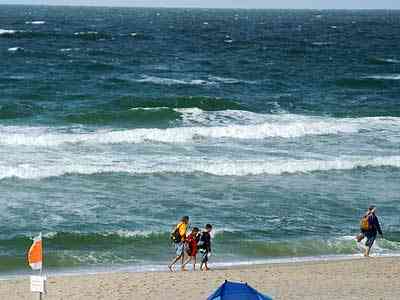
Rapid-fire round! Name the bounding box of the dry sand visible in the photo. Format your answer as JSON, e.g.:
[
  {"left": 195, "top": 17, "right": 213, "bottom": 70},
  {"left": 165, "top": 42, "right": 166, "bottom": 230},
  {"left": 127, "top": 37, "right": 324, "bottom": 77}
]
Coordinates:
[{"left": 1, "top": 257, "right": 399, "bottom": 300}]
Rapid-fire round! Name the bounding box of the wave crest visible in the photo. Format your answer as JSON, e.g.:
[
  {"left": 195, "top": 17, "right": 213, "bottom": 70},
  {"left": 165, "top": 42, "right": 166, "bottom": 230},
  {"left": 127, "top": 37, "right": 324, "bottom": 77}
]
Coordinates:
[
  {"left": 1, "top": 114, "right": 399, "bottom": 147},
  {"left": 0, "top": 118, "right": 360, "bottom": 147},
  {"left": 25, "top": 21, "right": 46, "bottom": 25},
  {"left": 1, "top": 156, "right": 400, "bottom": 180},
  {"left": 364, "top": 74, "right": 400, "bottom": 81},
  {"left": 130, "top": 75, "right": 257, "bottom": 86}
]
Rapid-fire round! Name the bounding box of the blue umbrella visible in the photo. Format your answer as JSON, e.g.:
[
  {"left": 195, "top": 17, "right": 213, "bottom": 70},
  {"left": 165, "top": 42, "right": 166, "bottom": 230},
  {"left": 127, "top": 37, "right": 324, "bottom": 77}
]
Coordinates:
[{"left": 208, "top": 280, "right": 273, "bottom": 300}]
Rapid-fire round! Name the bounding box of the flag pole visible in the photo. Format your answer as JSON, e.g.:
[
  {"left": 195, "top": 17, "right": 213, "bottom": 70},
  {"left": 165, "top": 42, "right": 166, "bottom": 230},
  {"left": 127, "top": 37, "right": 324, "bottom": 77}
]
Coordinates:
[
  {"left": 39, "top": 232, "right": 43, "bottom": 300},
  {"left": 28, "top": 232, "right": 44, "bottom": 300}
]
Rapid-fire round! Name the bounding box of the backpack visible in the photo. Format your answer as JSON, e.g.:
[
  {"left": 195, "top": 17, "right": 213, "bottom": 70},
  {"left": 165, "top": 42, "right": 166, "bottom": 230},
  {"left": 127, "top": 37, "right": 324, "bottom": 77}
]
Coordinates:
[
  {"left": 170, "top": 225, "right": 181, "bottom": 244},
  {"left": 360, "top": 214, "right": 370, "bottom": 231}
]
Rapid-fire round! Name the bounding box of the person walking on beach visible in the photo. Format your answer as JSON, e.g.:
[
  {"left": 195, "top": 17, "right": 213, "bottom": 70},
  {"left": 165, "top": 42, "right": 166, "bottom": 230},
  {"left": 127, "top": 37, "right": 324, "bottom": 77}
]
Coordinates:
[
  {"left": 198, "top": 224, "right": 212, "bottom": 271},
  {"left": 168, "top": 216, "right": 189, "bottom": 271},
  {"left": 358, "top": 205, "right": 383, "bottom": 257},
  {"left": 182, "top": 227, "right": 200, "bottom": 271}
]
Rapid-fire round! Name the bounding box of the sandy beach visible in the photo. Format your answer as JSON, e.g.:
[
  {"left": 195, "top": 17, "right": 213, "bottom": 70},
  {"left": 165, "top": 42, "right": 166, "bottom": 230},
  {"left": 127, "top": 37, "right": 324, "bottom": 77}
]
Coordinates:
[{"left": 1, "top": 257, "right": 399, "bottom": 300}]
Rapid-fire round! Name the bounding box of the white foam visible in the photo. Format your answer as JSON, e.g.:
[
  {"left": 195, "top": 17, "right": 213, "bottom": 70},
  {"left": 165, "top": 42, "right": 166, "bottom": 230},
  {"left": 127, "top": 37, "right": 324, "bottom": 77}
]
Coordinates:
[
  {"left": 312, "top": 42, "right": 332, "bottom": 46},
  {"left": 74, "top": 31, "right": 98, "bottom": 36},
  {"left": 7, "top": 47, "right": 24, "bottom": 52},
  {"left": 208, "top": 75, "right": 256, "bottom": 84},
  {"left": 211, "top": 228, "right": 239, "bottom": 238},
  {"left": 173, "top": 107, "right": 204, "bottom": 114},
  {"left": 0, "top": 120, "right": 353, "bottom": 146},
  {"left": 129, "top": 107, "right": 170, "bottom": 111},
  {"left": 168, "top": 156, "right": 400, "bottom": 176},
  {"left": 0, "top": 114, "right": 399, "bottom": 147},
  {"left": 25, "top": 21, "right": 46, "bottom": 25},
  {"left": 1, "top": 155, "right": 400, "bottom": 180},
  {"left": 112, "top": 230, "right": 163, "bottom": 238},
  {"left": 175, "top": 108, "right": 275, "bottom": 126},
  {"left": 383, "top": 59, "right": 400, "bottom": 64},
  {"left": 374, "top": 58, "right": 400, "bottom": 64},
  {"left": 173, "top": 107, "right": 205, "bottom": 124},
  {"left": 43, "top": 230, "right": 159, "bottom": 239},
  {"left": 132, "top": 75, "right": 256, "bottom": 86},
  {"left": 0, "top": 29, "right": 16, "bottom": 35},
  {"left": 134, "top": 75, "right": 216, "bottom": 86},
  {"left": 365, "top": 74, "right": 400, "bottom": 80}
]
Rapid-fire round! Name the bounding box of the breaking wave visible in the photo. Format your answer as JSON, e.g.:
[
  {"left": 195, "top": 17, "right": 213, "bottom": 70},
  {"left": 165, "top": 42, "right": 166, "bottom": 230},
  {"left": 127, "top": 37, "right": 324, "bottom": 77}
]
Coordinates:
[
  {"left": 0, "top": 29, "right": 17, "bottom": 36},
  {"left": 7, "top": 47, "right": 24, "bottom": 52},
  {"left": 364, "top": 74, "right": 400, "bottom": 80},
  {"left": 133, "top": 75, "right": 215, "bottom": 86},
  {"left": 0, "top": 118, "right": 356, "bottom": 146},
  {"left": 25, "top": 21, "right": 46, "bottom": 25},
  {"left": 1, "top": 156, "right": 400, "bottom": 180},
  {"left": 131, "top": 75, "right": 257, "bottom": 86},
  {"left": 0, "top": 114, "right": 399, "bottom": 147}
]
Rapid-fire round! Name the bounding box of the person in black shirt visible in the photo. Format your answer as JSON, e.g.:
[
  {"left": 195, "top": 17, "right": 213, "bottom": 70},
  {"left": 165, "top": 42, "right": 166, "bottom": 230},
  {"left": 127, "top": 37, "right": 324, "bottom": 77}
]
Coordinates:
[
  {"left": 364, "top": 205, "right": 383, "bottom": 257},
  {"left": 198, "top": 224, "right": 212, "bottom": 271}
]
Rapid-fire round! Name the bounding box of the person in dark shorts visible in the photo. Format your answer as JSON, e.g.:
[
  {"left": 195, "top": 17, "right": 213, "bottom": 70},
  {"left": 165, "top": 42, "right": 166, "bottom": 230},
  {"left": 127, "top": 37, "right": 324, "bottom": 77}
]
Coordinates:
[
  {"left": 198, "top": 224, "right": 212, "bottom": 271},
  {"left": 359, "top": 206, "right": 383, "bottom": 257}
]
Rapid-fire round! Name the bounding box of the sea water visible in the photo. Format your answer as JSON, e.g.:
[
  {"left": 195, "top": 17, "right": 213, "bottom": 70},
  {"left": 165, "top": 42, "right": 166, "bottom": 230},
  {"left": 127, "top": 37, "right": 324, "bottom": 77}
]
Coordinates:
[{"left": 0, "top": 6, "right": 399, "bottom": 275}]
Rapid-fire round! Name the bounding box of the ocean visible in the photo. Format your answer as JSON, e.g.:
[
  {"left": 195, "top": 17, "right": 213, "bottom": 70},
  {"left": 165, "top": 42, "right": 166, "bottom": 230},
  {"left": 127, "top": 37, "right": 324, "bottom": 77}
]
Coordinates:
[{"left": 0, "top": 5, "right": 400, "bottom": 275}]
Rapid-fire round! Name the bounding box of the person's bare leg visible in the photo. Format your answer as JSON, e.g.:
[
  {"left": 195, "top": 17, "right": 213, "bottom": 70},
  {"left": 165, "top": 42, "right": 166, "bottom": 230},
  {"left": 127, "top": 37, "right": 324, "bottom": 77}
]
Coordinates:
[
  {"left": 204, "top": 262, "right": 210, "bottom": 271},
  {"left": 180, "top": 252, "right": 187, "bottom": 271},
  {"left": 182, "top": 256, "right": 190, "bottom": 267},
  {"left": 192, "top": 256, "right": 196, "bottom": 271},
  {"left": 364, "top": 246, "right": 371, "bottom": 257},
  {"left": 168, "top": 255, "right": 181, "bottom": 271}
]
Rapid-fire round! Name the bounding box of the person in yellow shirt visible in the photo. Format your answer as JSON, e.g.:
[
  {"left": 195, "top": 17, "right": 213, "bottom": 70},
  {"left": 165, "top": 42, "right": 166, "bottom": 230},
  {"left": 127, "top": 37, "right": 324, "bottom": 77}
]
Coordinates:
[{"left": 168, "top": 216, "right": 189, "bottom": 271}]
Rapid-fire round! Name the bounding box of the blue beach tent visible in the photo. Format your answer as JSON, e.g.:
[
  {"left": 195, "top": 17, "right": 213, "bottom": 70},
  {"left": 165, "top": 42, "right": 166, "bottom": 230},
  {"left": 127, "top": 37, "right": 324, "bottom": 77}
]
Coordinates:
[{"left": 207, "top": 280, "right": 272, "bottom": 300}]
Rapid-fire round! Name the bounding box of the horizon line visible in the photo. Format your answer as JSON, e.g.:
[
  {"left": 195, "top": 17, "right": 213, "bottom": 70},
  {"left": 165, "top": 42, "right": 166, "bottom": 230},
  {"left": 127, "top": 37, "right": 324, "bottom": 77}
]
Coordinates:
[{"left": 0, "top": 3, "right": 399, "bottom": 10}]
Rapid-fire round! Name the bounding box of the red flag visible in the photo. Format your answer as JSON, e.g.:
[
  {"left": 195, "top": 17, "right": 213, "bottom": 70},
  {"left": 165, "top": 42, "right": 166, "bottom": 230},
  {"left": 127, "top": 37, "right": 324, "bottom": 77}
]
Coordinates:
[{"left": 28, "top": 234, "right": 42, "bottom": 270}]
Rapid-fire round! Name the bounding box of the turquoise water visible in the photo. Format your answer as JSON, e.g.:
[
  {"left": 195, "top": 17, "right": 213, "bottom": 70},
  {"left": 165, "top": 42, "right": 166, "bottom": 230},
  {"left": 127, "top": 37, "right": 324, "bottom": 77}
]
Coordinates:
[{"left": 0, "top": 6, "right": 400, "bottom": 274}]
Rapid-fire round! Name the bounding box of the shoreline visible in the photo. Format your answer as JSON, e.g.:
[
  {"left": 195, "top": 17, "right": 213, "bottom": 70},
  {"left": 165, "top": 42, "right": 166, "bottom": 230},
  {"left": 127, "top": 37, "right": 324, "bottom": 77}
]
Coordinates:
[
  {"left": 1, "top": 256, "right": 399, "bottom": 299},
  {"left": 1, "top": 251, "right": 400, "bottom": 280}
]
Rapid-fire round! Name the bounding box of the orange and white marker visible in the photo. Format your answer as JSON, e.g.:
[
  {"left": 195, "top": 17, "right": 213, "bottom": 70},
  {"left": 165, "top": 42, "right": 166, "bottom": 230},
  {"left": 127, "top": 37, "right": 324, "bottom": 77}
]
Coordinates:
[{"left": 28, "top": 233, "right": 43, "bottom": 271}]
